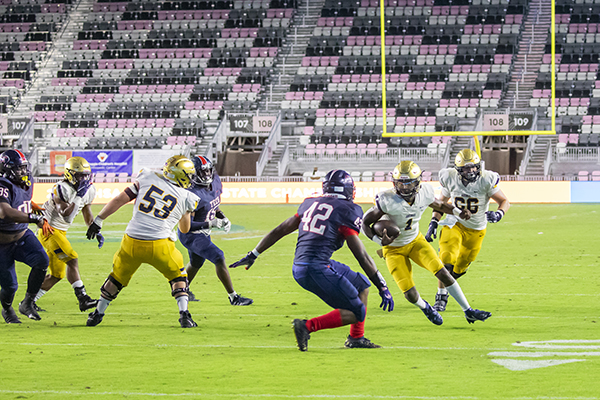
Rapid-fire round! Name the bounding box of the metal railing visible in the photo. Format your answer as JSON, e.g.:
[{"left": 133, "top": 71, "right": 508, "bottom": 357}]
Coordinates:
[
  {"left": 290, "top": 147, "right": 445, "bottom": 163},
  {"left": 255, "top": 112, "right": 282, "bottom": 176},
  {"left": 552, "top": 146, "right": 600, "bottom": 163}
]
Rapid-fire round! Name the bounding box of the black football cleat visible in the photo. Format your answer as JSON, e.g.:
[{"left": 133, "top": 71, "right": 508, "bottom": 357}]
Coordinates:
[
  {"left": 293, "top": 319, "right": 311, "bottom": 352},
  {"left": 78, "top": 295, "right": 98, "bottom": 312},
  {"left": 86, "top": 310, "right": 104, "bottom": 326},
  {"left": 19, "top": 294, "right": 41, "bottom": 321},
  {"left": 421, "top": 300, "right": 443, "bottom": 325},
  {"left": 188, "top": 291, "right": 200, "bottom": 302},
  {"left": 2, "top": 307, "right": 21, "bottom": 324},
  {"left": 433, "top": 293, "right": 449, "bottom": 312},
  {"left": 344, "top": 336, "right": 381, "bottom": 349},
  {"left": 229, "top": 294, "right": 253, "bottom": 306},
  {"left": 465, "top": 308, "right": 492, "bottom": 324},
  {"left": 179, "top": 310, "right": 198, "bottom": 328}
]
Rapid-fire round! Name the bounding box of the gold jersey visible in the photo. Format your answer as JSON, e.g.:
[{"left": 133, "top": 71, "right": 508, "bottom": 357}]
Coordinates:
[
  {"left": 375, "top": 183, "right": 436, "bottom": 247},
  {"left": 125, "top": 168, "right": 199, "bottom": 241},
  {"left": 42, "top": 180, "right": 96, "bottom": 231},
  {"left": 438, "top": 168, "right": 500, "bottom": 230}
]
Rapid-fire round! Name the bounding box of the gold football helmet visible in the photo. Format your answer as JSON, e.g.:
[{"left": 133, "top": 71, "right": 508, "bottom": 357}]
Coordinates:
[
  {"left": 455, "top": 149, "right": 481, "bottom": 183},
  {"left": 163, "top": 155, "right": 196, "bottom": 189},
  {"left": 392, "top": 161, "right": 422, "bottom": 202},
  {"left": 64, "top": 156, "right": 92, "bottom": 189}
]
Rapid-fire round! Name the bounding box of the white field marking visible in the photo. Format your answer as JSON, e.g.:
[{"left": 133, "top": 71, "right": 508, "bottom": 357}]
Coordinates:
[
  {"left": 0, "top": 342, "right": 507, "bottom": 351},
  {"left": 513, "top": 340, "right": 600, "bottom": 350},
  {"left": 0, "top": 390, "right": 598, "bottom": 400},
  {"left": 489, "top": 351, "right": 600, "bottom": 357},
  {"left": 491, "top": 359, "right": 586, "bottom": 371},
  {"left": 222, "top": 235, "right": 269, "bottom": 241}
]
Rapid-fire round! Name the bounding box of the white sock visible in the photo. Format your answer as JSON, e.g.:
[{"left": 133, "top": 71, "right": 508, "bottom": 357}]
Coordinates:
[
  {"left": 437, "top": 288, "right": 448, "bottom": 295},
  {"left": 228, "top": 291, "right": 237, "bottom": 301},
  {"left": 97, "top": 297, "right": 111, "bottom": 314},
  {"left": 446, "top": 282, "right": 470, "bottom": 311},
  {"left": 34, "top": 289, "right": 47, "bottom": 302},
  {"left": 414, "top": 296, "right": 427, "bottom": 310},
  {"left": 71, "top": 280, "right": 84, "bottom": 289},
  {"left": 176, "top": 295, "right": 189, "bottom": 312}
]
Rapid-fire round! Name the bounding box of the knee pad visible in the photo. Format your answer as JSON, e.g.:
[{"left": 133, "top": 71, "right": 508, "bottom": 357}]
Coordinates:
[
  {"left": 451, "top": 270, "right": 466, "bottom": 280},
  {"left": 100, "top": 275, "right": 123, "bottom": 301},
  {"left": 169, "top": 276, "right": 189, "bottom": 297}
]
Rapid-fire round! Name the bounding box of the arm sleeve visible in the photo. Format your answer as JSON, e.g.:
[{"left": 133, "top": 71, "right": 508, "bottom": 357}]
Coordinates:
[
  {"left": 190, "top": 220, "right": 210, "bottom": 231},
  {"left": 339, "top": 225, "right": 358, "bottom": 237}
]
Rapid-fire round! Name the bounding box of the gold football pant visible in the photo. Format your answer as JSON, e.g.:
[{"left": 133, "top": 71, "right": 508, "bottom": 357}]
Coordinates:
[
  {"left": 438, "top": 223, "right": 486, "bottom": 275},
  {"left": 110, "top": 234, "right": 187, "bottom": 286},
  {"left": 37, "top": 228, "right": 78, "bottom": 279},
  {"left": 382, "top": 233, "right": 445, "bottom": 293}
]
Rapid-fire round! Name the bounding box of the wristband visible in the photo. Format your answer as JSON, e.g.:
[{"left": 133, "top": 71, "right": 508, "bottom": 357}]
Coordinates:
[
  {"left": 431, "top": 217, "right": 439, "bottom": 223},
  {"left": 251, "top": 248, "right": 261, "bottom": 257},
  {"left": 93, "top": 215, "right": 104, "bottom": 228},
  {"left": 371, "top": 235, "right": 382, "bottom": 246},
  {"left": 452, "top": 207, "right": 462, "bottom": 217},
  {"left": 375, "top": 270, "right": 387, "bottom": 288},
  {"left": 497, "top": 209, "right": 505, "bottom": 216}
]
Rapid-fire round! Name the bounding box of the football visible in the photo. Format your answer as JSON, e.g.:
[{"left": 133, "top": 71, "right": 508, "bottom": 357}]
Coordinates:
[{"left": 372, "top": 219, "right": 401, "bottom": 239}]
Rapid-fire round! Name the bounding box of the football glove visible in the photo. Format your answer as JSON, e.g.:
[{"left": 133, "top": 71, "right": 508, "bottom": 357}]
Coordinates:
[
  {"left": 28, "top": 213, "right": 43, "bottom": 225},
  {"left": 209, "top": 218, "right": 224, "bottom": 229},
  {"left": 31, "top": 201, "right": 44, "bottom": 215},
  {"left": 424, "top": 218, "right": 439, "bottom": 242},
  {"left": 76, "top": 180, "right": 92, "bottom": 198},
  {"left": 41, "top": 219, "right": 54, "bottom": 237},
  {"left": 222, "top": 218, "right": 231, "bottom": 233},
  {"left": 86, "top": 220, "right": 102, "bottom": 240},
  {"left": 379, "top": 287, "right": 394, "bottom": 312},
  {"left": 229, "top": 251, "right": 257, "bottom": 270},
  {"left": 96, "top": 232, "right": 105, "bottom": 249},
  {"left": 485, "top": 209, "right": 504, "bottom": 223}
]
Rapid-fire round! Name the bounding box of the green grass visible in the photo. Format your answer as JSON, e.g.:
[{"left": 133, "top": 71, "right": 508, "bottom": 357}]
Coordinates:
[{"left": 1, "top": 203, "right": 599, "bottom": 399}]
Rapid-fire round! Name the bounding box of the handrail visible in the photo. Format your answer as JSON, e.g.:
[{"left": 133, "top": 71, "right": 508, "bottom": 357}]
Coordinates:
[
  {"left": 278, "top": 143, "right": 290, "bottom": 176},
  {"left": 255, "top": 112, "right": 282, "bottom": 176},
  {"left": 205, "top": 117, "right": 227, "bottom": 163},
  {"left": 519, "top": 135, "right": 536, "bottom": 174}
]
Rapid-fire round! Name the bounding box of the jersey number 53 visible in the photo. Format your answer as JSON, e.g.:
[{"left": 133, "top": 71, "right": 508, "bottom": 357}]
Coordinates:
[{"left": 138, "top": 185, "right": 178, "bottom": 220}]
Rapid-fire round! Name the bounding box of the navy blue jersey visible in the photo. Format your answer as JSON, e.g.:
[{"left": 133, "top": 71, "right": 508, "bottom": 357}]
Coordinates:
[
  {"left": 294, "top": 196, "right": 363, "bottom": 265},
  {"left": 0, "top": 176, "right": 32, "bottom": 233},
  {"left": 188, "top": 174, "right": 222, "bottom": 223}
]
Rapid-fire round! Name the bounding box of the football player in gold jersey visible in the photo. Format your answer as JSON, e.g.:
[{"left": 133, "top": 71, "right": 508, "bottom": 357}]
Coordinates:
[
  {"left": 34, "top": 157, "right": 99, "bottom": 312},
  {"left": 425, "top": 149, "right": 510, "bottom": 312},
  {"left": 85, "top": 155, "right": 200, "bottom": 328},
  {"left": 362, "top": 161, "right": 492, "bottom": 325}
]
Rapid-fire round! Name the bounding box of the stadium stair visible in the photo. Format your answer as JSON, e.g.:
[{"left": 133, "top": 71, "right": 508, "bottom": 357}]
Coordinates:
[
  {"left": 260, "top": 0, "right": 326, "bottom": 113},
  {"left": 521, "top": 135, "right": 556, "bottom": 176},
  {"left": 500, "top": 0, "right": 551, "bottom": 109}
]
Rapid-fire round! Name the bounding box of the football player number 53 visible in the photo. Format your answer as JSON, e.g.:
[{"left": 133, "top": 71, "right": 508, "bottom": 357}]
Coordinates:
[
  {"left": 139, "top": 185, "right": 177, "bottom": 219},
  {"left": 301, "top": 202, "right": 333, "bottom": 235}
]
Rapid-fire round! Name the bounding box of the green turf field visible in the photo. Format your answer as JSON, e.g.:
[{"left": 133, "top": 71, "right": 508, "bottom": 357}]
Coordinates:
[{"left": 1, "top": 203, "right": 599, "bottom": 400}]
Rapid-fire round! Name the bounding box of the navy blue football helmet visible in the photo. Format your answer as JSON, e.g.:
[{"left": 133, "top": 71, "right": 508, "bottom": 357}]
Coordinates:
[
  {"left": 322, "top": 169, "right": 355, "bottom": 200},
  {"left": 0, "top": 149, "right": 32, "bottom": 188},
  {"left": 192, "top": 155, "right": 214, "bottom": 186}
]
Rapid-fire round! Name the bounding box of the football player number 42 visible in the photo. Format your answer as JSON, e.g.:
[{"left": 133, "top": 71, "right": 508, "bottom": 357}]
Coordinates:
[
  {"left": 301, "top": 202, "right": 333, "bottom": 235},
  {"left": 139, "top": 185, "right": 177, "bottom": 220}
]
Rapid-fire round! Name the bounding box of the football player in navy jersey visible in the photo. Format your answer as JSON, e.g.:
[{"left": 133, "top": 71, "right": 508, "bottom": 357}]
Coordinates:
[
  {"left": 230, "top": 170, "right": 394, "bottom": 351},
  {"left": 178, "top": 156, "right": 253, "bottom": 306},
  {"left": 0, "top": 150, "right": 51, "bottom": 323}
]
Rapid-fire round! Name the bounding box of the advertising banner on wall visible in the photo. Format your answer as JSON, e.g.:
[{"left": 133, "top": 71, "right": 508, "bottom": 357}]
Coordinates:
[
  {"left": 133, "top": 149, "right": 182, "bottom": 173},
  {"left": 31, "top": 181, "right": 575, "bottom": 205},
  {"left": 73, "top": 150, "right": 133, "bottom": 175}
]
